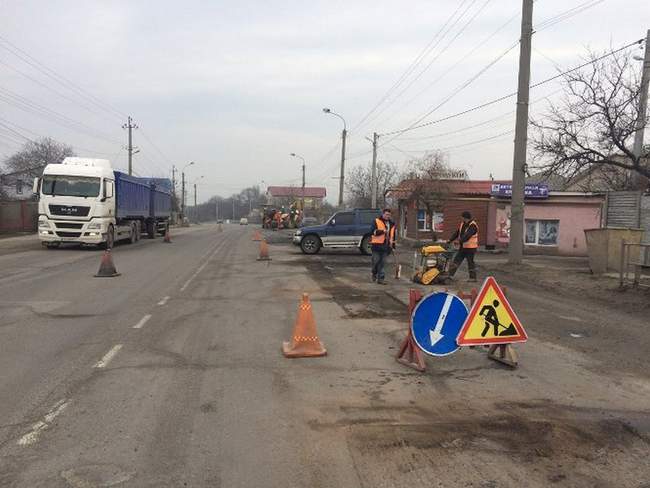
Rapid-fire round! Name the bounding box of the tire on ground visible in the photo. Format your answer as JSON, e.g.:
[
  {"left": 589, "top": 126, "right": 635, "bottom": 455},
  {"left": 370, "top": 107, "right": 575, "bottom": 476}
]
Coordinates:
[{"left": 300, "top": 235, "right": 321, "bottom": 254}]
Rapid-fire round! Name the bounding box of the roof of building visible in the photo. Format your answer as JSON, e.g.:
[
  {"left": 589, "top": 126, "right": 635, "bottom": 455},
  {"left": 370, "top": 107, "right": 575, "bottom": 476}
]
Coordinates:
[
  {"left": 267, "top": 186, "right": 327, "bottom": 198},
  {"left": 388, "top": 179, "right": 510, "bottom": 200}
]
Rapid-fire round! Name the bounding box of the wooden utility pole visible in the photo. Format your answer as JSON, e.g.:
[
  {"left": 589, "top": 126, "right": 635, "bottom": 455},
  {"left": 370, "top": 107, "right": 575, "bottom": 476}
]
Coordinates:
[
  {"left": 632, "top": 29, "right": 650, "bottom": 188},
  {"left": 370, "top": 132, "right": 378, "bottom": 208},
  {"left": 508, "top": 0, "right": 534, "bottom": 264},
  {"left": 338, "top": 128, "right": 347, "bottom": 207}
]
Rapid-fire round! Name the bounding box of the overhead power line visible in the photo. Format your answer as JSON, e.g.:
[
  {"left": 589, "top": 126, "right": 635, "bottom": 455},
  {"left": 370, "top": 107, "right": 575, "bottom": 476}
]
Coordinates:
[
  {"left": 0, "top": 34, "right": 126, "bottom": 121},
  {"left": 378, "top": 37, "right": 644, "bottom": 138}
]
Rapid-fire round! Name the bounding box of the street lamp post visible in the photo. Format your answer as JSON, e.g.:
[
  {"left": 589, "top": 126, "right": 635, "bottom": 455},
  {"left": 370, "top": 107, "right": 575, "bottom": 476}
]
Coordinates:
[
  {"left": 192, "top": 175, "right": 204, "bottom": 222},
  {"left": 181, "top": 161, "right": 195, "bottom": 222},
  {"left": 290, "top": 153, "right": 306, "bottom": 211},
  {"left": 323, "top": 108, "right": 347, "bottom": 207}
]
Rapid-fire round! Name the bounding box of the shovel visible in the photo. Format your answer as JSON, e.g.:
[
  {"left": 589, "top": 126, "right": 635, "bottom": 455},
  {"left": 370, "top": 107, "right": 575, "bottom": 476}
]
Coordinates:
[{"left": 393, "top": 248, "right": 402, "bottom": 279}]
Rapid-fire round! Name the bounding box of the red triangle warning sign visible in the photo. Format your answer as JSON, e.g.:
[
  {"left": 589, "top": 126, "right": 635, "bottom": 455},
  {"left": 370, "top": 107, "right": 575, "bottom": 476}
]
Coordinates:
[{"left": 457, "top": 276, "right": 527, "bottom": 346}]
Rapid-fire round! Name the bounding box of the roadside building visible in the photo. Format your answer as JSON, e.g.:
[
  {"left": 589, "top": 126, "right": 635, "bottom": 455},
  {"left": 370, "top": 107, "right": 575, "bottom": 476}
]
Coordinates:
[
  {"left": 388, "top": 178, "right": 604, "bottom": 256},
  {"left": 0, "top": 169, "right": 38, "bottom": 233}
]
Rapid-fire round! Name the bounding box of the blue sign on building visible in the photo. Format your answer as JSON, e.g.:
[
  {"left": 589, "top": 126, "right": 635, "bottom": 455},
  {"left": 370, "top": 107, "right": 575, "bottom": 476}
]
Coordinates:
[
  {"left": 490, "top": 183, "right": 549, "bottom": 199},
  {"left": 411, "top": 292, "right": 469, "bottom": 357}
]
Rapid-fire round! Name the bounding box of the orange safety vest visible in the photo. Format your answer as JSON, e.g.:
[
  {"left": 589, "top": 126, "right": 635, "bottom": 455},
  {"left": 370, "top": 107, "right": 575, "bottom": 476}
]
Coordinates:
[
  {"left": 371, "top": 218, "right": 395, "bottom": 246},
  {"left": 458, "top": 220, "right": 479, "bottom": 249}
]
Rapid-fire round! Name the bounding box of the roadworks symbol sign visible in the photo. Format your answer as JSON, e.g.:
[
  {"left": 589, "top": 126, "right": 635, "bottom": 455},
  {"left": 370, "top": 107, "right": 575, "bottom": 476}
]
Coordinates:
[{"left": 456, "top": 276, "right": 527, "bottom": 346}]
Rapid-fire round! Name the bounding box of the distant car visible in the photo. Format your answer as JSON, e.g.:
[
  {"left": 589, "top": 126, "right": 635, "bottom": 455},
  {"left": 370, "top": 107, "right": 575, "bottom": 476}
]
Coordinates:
[
  {"left": 293, "top": 208, "right": 381, "bottom": 255},
  {"left": 301, "top": 217, "right": 318, "bottom": 227},
  {"left": 239, "top": 218, "right": 248, "bottom": 225}
]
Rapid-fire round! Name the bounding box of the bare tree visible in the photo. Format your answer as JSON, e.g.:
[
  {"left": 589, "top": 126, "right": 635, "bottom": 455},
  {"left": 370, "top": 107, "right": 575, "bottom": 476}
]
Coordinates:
[
  {"left": 531, "top": 46, "right": 649, "bottom": 190},
  {"left": 4, "top": 137, "right": 75, "bottom": 178},
  {"left": 346, "top": 161, "right": 399, "bottom": 208},
  {"left": 400, "top": 151, "right": 454, "bottom": 239}
]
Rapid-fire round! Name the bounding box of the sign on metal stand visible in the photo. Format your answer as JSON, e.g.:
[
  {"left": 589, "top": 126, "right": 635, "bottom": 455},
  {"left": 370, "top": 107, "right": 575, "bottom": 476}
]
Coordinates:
[{"left": 411, "top": 292, "right": 468, "bottom": 357}]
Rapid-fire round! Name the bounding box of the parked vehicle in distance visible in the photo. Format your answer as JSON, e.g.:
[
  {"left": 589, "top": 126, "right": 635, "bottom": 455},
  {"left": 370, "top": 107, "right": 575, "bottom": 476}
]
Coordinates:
[
  {"left": 34, "top": 157, "right": 172, "bottom": 248},
  {"left": 239, "top": 218, "right": 249, "bottom": 225},
  {"left": 216, "top": 219, "right": 224, "bottom": 224},
  {"left": 293, "top": 208, "right": 381, "bottom": 255}
]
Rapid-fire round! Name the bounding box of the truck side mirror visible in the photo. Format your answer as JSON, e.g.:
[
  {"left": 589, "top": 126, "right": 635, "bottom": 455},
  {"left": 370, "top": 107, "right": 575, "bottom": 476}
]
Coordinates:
[
  {"left": 103, "top": 181, "right": 114, "bottom": 200},
  {"left": 32, "top": 177, "right": 40, "bottom": 195}
]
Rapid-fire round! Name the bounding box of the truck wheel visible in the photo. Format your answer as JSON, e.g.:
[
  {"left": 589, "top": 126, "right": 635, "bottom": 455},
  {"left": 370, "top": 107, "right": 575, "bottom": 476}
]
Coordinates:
[
  {"left": 300, "top": 235, "right": 321, "bottom": 254},
  {"left": 146, "top": 220, "right": 155, "bottom": 239},
  {"left": 360, "top": 235, "right": 372, "bottom": 255},
  {"left": 106, "top": 225, "right": 115, "bottom": 249}
]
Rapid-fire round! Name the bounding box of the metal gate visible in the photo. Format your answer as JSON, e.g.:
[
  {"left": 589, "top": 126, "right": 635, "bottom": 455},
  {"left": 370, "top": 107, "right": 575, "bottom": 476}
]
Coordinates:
[{"left": 605, "top": 191, "right": 642, "bottom": 228}]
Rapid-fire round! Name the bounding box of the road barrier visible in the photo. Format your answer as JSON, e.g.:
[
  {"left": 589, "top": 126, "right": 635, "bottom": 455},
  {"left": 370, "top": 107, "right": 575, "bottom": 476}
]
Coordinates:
[
  {"left": 257, "top": 239, "right": 271, "bottom": 261},
  {"left": 94, "top": 249, "right": 120, "bottom": 278},
  {"left": 396, "top": 279, "right": 524, "bottom": 370},
  {"left": 283, "top": 293, "right": 327, "bottom": 358}
]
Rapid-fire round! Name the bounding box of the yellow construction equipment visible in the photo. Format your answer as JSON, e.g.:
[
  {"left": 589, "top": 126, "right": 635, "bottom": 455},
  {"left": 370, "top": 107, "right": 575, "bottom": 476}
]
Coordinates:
[{"left": 412, "top": 244, "right": 454, "bottom": 285}]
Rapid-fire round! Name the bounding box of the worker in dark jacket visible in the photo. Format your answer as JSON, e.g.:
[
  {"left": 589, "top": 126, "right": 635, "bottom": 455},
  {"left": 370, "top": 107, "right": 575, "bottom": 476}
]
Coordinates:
[
  {"left": 370, "top": 208, "right": 396, "bottom": 285},
  {"left": 447, "top": 211, "right": 479, "bottom": 282}
]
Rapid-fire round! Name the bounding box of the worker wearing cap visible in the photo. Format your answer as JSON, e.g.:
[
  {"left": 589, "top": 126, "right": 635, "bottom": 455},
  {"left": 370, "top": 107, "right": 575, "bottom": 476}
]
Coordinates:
[
  {"left": 447, "top": 211, "right": 478, "bottom": 282},
  {"left": 370, "top": 208, "right": 396, "bottom": 285}
]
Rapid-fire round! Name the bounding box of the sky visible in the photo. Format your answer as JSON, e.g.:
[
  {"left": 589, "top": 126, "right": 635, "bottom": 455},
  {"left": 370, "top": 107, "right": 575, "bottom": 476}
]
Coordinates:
[{"left": 1, "top": 0, "right": 648, "bottom": 203}]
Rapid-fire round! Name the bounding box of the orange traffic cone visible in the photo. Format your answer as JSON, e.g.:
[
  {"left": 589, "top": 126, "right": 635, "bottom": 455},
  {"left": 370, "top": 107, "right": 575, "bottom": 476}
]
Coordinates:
[
  {"left": 163, "top": 227, "right": 172, "bottom": 243},
  {"left": 252, "top": 230, "right": 262, "bottom": 241},
  {"left": 94, "top": 249, "right": 120, "bottom": 277},
  {"left": 257, "top": 239, "right": 271, "bottom": 261},
  {"left": 283, "top": 294, "right": 327, "bottom": 358}
]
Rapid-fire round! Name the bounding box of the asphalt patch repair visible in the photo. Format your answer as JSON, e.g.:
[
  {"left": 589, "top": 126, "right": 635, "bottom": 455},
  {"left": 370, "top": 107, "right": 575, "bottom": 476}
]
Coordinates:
[
  {"left": 340, "top": 401, "right": 650, "bottom": 487},
  {"left": 301, "top": 260, "right": 407, "bottom": 319}
]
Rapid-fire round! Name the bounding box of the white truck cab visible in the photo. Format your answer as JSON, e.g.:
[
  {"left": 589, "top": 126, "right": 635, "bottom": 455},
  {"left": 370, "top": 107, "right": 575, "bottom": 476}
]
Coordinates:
[{"left": 36, "top": 158, "right": 125, "bottom": 248}]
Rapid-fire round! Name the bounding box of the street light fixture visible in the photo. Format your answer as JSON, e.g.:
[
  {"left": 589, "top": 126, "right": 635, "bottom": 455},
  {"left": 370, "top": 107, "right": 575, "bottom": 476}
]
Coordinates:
[
  {"left": 323, "top": 107, "right": 347, "bottom": 207},
  {"left": 290, "top": 153, "right": 306, "bottom": 211}
]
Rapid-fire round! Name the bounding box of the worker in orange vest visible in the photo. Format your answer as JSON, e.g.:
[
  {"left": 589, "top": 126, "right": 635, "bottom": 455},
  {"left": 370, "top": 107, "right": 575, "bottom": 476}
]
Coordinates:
[
  {"left": 370, "top": 208, "right": 396, "bottom": 285},
  {"left": 447, "top": 211, "right": 478, "bottom": 282}
]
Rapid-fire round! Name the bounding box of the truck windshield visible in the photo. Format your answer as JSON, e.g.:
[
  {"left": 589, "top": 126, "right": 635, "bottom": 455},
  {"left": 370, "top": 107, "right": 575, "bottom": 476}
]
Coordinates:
[{"left": 41, "top": 175, "right": 100, "bottom": 197}]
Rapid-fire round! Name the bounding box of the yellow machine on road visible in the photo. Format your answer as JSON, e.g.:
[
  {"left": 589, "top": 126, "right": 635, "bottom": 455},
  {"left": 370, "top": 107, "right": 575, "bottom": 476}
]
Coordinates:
[{"left": 412, "top": 244, "right": 455, "bottom": 285}]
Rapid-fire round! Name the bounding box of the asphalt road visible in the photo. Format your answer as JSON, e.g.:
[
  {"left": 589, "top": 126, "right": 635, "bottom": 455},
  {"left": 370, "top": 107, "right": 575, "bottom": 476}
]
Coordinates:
[{"left": 1, "top": 226, "right": 649, "bottom": 487}]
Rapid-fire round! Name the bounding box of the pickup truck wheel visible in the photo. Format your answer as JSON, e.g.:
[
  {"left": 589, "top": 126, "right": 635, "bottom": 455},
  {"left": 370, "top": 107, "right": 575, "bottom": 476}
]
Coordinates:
[
  {"left": 300, "top": 235, "right": 321, "bottom": 254},
  {"left": 360, "top": 235, "right": 372, "bottom": 255}
]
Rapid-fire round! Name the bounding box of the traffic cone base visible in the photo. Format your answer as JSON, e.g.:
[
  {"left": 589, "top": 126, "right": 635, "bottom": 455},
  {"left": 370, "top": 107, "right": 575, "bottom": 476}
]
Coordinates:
[
  {"left": 252, "top": 230, "right": 262, "bottom": 241},
  {"left": 94, "top": 249, "right": 120, "bottom": 277},
  {"left": 257, "top": 239, "right": 271, "bottom": 261},
  {"left": 282, "top": 294, "right": 327, "bottom": 358},
  {"left": 163, "top": 228, "right": 172, "bottom": 243}
]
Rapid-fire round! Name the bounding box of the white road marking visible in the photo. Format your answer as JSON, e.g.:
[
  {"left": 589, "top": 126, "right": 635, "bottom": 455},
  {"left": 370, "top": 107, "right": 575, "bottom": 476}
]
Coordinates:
[
  {"left": 132, "top": 314, "right": 152, "bottom": 329},
  {"left": 94, "top": 344, "right": 123, "bottom": 368},
  {"left": 558, "top": 315, "right": 583, "bottom": 322},
  {"left": 157, "top": 296, "right": 170, "bottom": 306},
  {"left": 17, "top": 399, "right": 69, "bottom": 446},
  {"left": 180, "top": 240, "right": 226, "bottom": 292}
]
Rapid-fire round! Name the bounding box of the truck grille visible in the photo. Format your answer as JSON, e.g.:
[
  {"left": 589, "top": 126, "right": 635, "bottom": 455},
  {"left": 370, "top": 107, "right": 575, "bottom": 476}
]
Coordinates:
[
  {"left": 54, "top": 222, "right": 83, "bottom": 229},
  {"left": 55, "top": 231, "right": 82, "bottom": 238},
  {"left": 49, "top": 205, "right": 90, "bottom": 217}
]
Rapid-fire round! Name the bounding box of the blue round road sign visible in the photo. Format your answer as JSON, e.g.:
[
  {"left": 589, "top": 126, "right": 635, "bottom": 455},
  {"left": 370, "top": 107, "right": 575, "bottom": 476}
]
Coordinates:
[{"left": 411, "top": 292, "right": 469, "bottom": 357}]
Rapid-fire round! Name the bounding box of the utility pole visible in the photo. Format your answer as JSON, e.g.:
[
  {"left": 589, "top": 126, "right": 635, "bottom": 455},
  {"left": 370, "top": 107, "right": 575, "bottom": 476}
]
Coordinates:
[
  {"left": 194, "top": 183, "right": 197, "bottom": 222},
  {"left": 369, "top": 132, "right": 379, "bottom": 208},
  {"left": 632, "top": 29, "right": 650, "bottom": 189},
  {"left": 338, "top": 127, "right": 347, "bottom": 207},
  {"left": 508, "top": 0, "right": 534, "bottom": 265},
  {"left": 181, "top": 172, "right": 186, "bottom": 221},
  {"left": 301, "top": 160, "right": 306, "bottom": 212},
  {"left": 232, "top": 199, "right": 235, "bottom": 220},
  {"left": 122, "top": 116, "right": 138, "bottom": 176}
]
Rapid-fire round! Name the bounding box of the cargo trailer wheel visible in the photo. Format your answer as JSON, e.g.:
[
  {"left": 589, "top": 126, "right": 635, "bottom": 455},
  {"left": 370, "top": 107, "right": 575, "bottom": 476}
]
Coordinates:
[{"left": 129, "top": 223, "right": 137, "bottom": 244}]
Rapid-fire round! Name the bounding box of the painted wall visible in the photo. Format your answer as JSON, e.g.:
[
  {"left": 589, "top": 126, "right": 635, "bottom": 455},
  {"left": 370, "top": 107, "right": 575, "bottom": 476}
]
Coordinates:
[{"left": 496, "top": 200, "right": 602, "bottom": 256}]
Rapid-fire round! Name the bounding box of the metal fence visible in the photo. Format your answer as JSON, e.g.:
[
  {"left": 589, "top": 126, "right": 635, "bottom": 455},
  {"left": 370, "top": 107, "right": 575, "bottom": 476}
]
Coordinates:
[
  {"left": 619, "top": 240, "right": 650, "bottom": 288},
  {"left": 0, "top": 200, "right": 38, "bottom": 233}
]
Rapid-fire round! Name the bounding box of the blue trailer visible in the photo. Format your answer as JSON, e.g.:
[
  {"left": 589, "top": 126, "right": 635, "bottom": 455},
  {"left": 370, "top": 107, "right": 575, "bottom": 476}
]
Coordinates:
[{"left": 114, "top": 171, "right": 173, "bottom": 239}]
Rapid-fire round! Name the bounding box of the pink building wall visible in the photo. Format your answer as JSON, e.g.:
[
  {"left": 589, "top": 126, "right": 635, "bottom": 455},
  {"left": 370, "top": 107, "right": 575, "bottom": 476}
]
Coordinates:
[{"left": 494, "top": 197, "right": 603, "bottom": 256}]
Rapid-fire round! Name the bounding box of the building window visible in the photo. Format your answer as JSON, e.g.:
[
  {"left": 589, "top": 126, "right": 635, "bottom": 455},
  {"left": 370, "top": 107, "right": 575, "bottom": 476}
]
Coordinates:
[
  {"left": 417, "top": 209, "right": 430, "bottom": 231},
  {"left": 16, "top": 179, "right": 23, "bottom": 194},
  {"left": 525, "top": 219, "right": 559, "bottom": 246}
]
